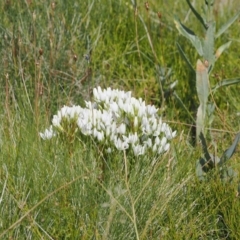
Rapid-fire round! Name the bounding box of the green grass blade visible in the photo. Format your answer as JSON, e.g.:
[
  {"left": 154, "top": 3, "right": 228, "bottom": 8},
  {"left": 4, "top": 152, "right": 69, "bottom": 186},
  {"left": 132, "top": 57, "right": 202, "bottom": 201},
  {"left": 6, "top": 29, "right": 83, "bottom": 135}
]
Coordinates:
[
  {"left": 173, "top": 92, "right": 195, "bottom": 122},
  {"left": 186, "top": 0, "right": 208, "bottom": 29},
  {"left": 174, "top": 17, "right": 203, "bottom": 56},
  {"left": 215, "top": 11, "right": 240, "bottom": 39},
  {"left": 176, "top": 42, "right": 195, "bottom": 73},
  {"left": 138, "top": 14, "right": 159, "bottom": 63}
]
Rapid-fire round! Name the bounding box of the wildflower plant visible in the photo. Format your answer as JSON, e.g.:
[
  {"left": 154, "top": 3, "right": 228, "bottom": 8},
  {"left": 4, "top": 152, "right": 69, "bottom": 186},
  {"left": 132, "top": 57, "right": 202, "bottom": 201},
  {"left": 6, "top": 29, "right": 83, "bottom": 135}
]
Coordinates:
[
  {"left": 174, "top": 0, "right": 240, "bottom": 140},
  {"left": 40, "top": 87, "right": 176, "bottom": 159},
  {"left": 174, "top": 0, "right": 240, "bottom": 197}
]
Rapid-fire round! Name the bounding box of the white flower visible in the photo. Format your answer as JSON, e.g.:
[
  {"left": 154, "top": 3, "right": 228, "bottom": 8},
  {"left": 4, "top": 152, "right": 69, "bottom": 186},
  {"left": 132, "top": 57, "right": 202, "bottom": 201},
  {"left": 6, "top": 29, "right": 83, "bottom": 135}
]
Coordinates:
[
  {"left": 152, "top": 143, "right": 157, "bottom": 152},
  {"left": 161, "top": 123, "right": 176, "bottom": 139},
  {"left": 40, "top": 86, "right": 176, "bottom": 158},
  {"left": 114, "top": 137, "right": 129, "bottom": 150},
  {"left": 141, "top": 119, "right": 152, "bottom": 135},
  {"left": 93, "top": 86, "right": 105, "bottom": 102},
  {"left": 40, "top": 126, "right": 56, "bottom": 140},
  {"left": 157, "top": 142, "right": 170, "bottom": 154},
  {"left": 146, "top": 105, "right": 158, "bottom": 115},
  {"left": 134, "top": 116, "right": 138, "bottom": 129},
  {"left": 52, "top": 115, "right": 61, "bottom": 127},
  {"left": 105, "top": 126, "right": 111, "bottom": 137},
  {"left": 117, "top": 123, "right": 126, "bottom": 135},
  {"left": 164, "top": 143, "right": 170, "bottom": 151},
  {"left": 144, "top": 138, "right": 152, "bottom": 148},
  {"left": 171, "top": 130, "right": 177, "bottom": 138},
  {"left": 109, "top": 102, "right": 119, "bottom": 113},
  {"left": 133, "top": 144, "right": 145, "bottom": 156},
  {"left": 85, "top": 101, "right": 93, "bottom": 109},
  {"left": 101, "top": 110, "right": 113, "bottom": 127},
  {"left": 155, "top": 136, "right": 160, "bottom": 145},
  {"left": 97, "top": 131, "right": 104, "bottom": 141},
  {"left": 80, "top": 123, "right": 92, "bottom": 135},
  {"left": 161, "top": 136, "right": 167, "bottom": 146},
  {"left": 126, "top": 133, "right": 138, "bottom": 145}
]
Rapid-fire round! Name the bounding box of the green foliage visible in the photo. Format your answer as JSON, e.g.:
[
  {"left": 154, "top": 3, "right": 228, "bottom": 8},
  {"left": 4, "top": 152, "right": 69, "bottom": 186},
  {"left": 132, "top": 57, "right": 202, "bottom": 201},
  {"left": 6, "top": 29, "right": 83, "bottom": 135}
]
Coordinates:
[
  {"left": 0, "top": 0, "right": 240, "bottom": 238},
  {"left": 197, "top": 132, "right": 240, "bottom": 183},
  {"left": 196, "top": 60, "right": 209, "bottom": 138},
  {"left": 174, "top": 0, "right": 240, "bottom": 140}
]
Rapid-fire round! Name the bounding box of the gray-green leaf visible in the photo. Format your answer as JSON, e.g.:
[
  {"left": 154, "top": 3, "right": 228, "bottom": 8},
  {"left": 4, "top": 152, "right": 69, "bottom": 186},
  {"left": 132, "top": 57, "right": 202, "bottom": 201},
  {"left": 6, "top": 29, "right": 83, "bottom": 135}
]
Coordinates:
[
  {"left": 215, "top": 12, "right": 240, "bottom": 39},
  {"left": 215, "top": 41, "right": 232, "bottom": 60},
  {"left": 220, "top": 132, "right": 240, "bottom": 165},
  {"left": 212, "top": 78, "right": 240, "bottom": 93},
  {"left": 196, "top": 60, "right": 209, "bottom": 138},
  {"left": 186, "top": 0, "right": 208, "bottom": 29},
  {"left": 174, "top": 17, "right": 203, "bottom": 56}
]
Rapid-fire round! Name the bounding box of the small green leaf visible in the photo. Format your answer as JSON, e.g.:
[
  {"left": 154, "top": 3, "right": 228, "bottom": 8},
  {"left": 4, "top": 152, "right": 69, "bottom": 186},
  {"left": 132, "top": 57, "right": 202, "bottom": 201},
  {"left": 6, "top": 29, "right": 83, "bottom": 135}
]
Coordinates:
[
  {"left": 212, "top": 78, "right": 240, "bottom": 93},
  {"left": 207, "top": 103, "right": 215, "bottom": 125},
  {"left": 176, "top": 42, "right": 195, "bottom": 73},
  {"left": 220, "top": 166, "right": 237, "bottom": 182},
  {"left": 196, "top": 106, "right": 205, "bottom": 140},
  {"left": 174, "top": 17, "right": 203, "bottom": 56},
  {"left": 196, "top": 60, "right": 209, "bottom": 105},
  {"left": 186, "top": 0, "right": 208, "bottom": 29},
  {"left": 209, "top": 153, "right": 220, "bottom": 166},
  {"left": 220, "top": 132, "right": 240, "bottom": 165},
  {"left": 196, "top": 60, "right": 209, "bottom": 138},
  {"left": 202, "top": 21, "right": 216, "bottom": 70},
  {"left": 215, "top": 41, "right": 232, "bottom": 60},
  {"left": 215, "top": 12, "right": 240, "bottom": 39},
  {"left": 199, "top": 132, "right": 212, "bottom": 163}
]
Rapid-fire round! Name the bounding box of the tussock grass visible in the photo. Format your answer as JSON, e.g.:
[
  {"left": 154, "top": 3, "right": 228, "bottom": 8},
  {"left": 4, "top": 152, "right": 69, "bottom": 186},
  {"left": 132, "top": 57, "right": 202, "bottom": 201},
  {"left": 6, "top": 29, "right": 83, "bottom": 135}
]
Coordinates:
[{"left": 0, "top": 0, "right": 240, "bottom": 239}]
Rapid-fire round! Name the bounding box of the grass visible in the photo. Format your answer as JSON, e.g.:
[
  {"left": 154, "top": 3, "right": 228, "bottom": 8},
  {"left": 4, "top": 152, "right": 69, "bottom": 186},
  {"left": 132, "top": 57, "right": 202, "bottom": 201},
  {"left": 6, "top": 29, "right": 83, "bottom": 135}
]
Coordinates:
[{"left": 0, "top": 0, "right": 240, "bottom": 239}]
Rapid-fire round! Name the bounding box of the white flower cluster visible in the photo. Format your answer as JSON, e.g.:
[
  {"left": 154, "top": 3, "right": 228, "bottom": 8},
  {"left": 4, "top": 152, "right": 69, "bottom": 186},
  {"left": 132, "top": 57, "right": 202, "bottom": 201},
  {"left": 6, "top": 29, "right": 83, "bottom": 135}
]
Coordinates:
[{"left": 40, "top": 87, "right": 176, "bottom": 156}]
